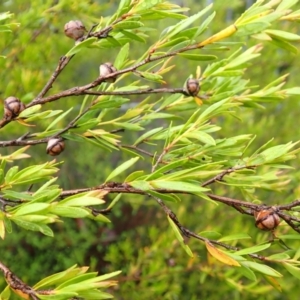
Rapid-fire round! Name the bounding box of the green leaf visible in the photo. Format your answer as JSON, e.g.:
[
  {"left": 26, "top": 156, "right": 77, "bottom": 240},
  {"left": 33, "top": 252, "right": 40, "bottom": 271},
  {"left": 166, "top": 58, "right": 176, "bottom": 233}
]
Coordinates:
[
  {"left": 46, "top": 107, "right": 73, "bottom": 131},
  {"left": 105, "top": 157, "right": 139, "bottom": 182},
  {"left": 78, "top": 289, "right": 114, "bottom": 299},
  {"left": 66, "top": 37, "right": 98, "bottom": 57},
  {"left": 178, "top": 53, "right": 217, "bottom": 61},
  {"left": 92, "top": 96, "right": 129, "bottom": 109},
  {"left": 235, "top": 22, "right": 271, "bottom": 36},
  {"left": 278, "top": 234, "right": 300, "bottom": 240},
  {"left": 114, "top": 42, "right": 129, "bottom": 69},
  {"left": 4, "top": 166, "right": 19, "bottom": 184},
  {"left": 161, "top": 4, "right": 213, "bottom": 39},
  {"left": 134, "top": 127, "right": 164, "bottom": 145},
  {"left": 3, "top": 190, "right": 34, "bottom": 201},
  {"left": 276, "top": 0, "right": 299, "bottom": 10},
  {"left": 92, "top": 214, "right": 111, "bottom": 223},
  {"left": 18, "top": 104, "right": 41, "bottom": 118},
  {"left": 265, "top": 29, "right": 300, "bottom": 41},
  {"left": 185, "top": 131, "right": 216, "bottom": 145},
  {"left": 285, "top": 87, "right": 300, "bottom": 95},
  {"left": 107, "top": 194, "right": 122, "bottom": 210},
  {"left": 95, "top": 270, "right": 122, "bottom": 282},
  {"left": 0, "top": 12, "right": 13, "bottom": 21},
  {"left": 148, "top": 190, "right": 180, "bottom": 203},
  {"left": 267, "top": 253, "right": 290, "bottom": 261},
  {"left": 225, "top": 45, "right": 261, "bottom": 69},
  {"left": 218, "top": 233, "right": 251, "bottom": 242},
  {"left": 124, "top": 170, "right": 144, "bottom": 182},
  {"left": 237, "top": 264, "right": 257, "bottom": 281},
  {"left": 117, "top": 0, "right": 131, "bottom": 13},
  {"left": 33, "top": 265, "right": 80, "bottom": 289},
  {"left": 113, "top": 21, "right": 144, "bottom": 29},
  {"left": 150, "top": 180, "right": 208, "bottom": 193},
  {"left": 120, "top": 29, "right": 146, "bottom": 43},
  {"left": 11, "top": 218, "right": 53, "bottom": 236},
  {"left": 38, "top": 292, "right": 78, "bottom": 300},
  {"left": 137, "top": 71, "right": 164, "bottom": 83},
  {"left": 157, "top": 37, "right": 189, "bottom": 49},
  {"left": 199, "top": 231, "right": 222, "bottom": 240},
  {"left": 56, "top": 273, "right": 98, "bottom": 289},
  {"left": 282, "top": 262, "right": 300, "bottom": 280},
  {"left": 113, "top": 122, "right": 144, "bottom": 131},
  {"left": 234, "top": 243, "right": 271, "bottom": 255},
  {"left": 59, "top": 196, "right": 105, "bottom": 207},
  {"left": 51, "top": 206, "right": 90, "bottom": 218},
  {"left": 168, "top": 215, "right": 193, "bottom": 257},
  {"left": 0, "top": 285, "right": 11, "bottom": 299},
  {"left": 12, "top": 203, "right": 50, "bottom": 216},
  {"left": 241, "top": 261, "right": 282, "bottom": 277},
  {"left": 269, "top": 36, "right": 298, "bottom": 54}
]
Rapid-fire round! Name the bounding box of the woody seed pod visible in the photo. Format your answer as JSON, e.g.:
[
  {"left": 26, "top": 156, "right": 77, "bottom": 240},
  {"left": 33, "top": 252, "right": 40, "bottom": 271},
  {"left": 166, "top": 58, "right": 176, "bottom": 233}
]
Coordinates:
[
  {"left": 4, "top": 96, "right": 25, "bottom": 120},
  {"left": 64, "top": 20, "right": 86, "bottom": 41},
  {"left": 99, "top": 62, "right": 117, "bottom": 83},
  {"left": 46, "top": 138, "right": 65, "bottom": 156},
  {"left": 186, "top": 78, "right": 200, "bottom": 96},
  {"left": 254, "top": 209, "right": 280, "bottom": 231}
]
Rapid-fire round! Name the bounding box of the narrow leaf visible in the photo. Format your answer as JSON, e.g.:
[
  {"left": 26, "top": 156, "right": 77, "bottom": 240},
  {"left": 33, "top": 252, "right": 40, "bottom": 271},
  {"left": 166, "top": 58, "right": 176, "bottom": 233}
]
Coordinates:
[
  {"left": 205, "top": 242, "right": 240, "bottom": 266},
  {"left": 105, "top": 157, "right": 139, "bottom": 182},
  {"left": 168, "top": 216, "right": 193, "bottom": 257}
]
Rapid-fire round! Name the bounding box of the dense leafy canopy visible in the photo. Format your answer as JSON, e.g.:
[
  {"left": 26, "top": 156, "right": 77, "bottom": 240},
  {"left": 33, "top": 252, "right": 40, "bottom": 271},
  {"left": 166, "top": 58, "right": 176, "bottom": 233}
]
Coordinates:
[{"left": 1, "top": 0, "right": 300, "bottom": 299}]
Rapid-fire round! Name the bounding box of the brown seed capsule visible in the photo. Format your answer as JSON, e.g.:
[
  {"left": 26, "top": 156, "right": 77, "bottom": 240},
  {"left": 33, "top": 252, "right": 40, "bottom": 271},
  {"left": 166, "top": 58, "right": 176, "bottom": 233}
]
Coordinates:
[
  {"left": 186, "top": 78, "right": 200, "bottom": 96},
  {"left": 4, "top": 96, "right": 25, "bottom": 120},
  {"left": 254, "top": 209, "right": 280, "bottom": 231},
  {"left": 46, "top": 139, "right": 65, "bottom": 156},
  {"left": 99, "top": 62, "right": 117, "bottom": 83},
  {"left": 64, "top": 20, "right": 86, "bottom": 41}
]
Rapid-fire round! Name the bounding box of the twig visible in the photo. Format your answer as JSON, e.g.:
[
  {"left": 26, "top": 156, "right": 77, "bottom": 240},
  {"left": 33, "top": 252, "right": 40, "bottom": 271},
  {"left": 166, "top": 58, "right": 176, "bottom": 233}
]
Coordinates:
[
  {"left": 277, "top": 200, "right": 300, "bottom": 210},
  {"left": 206, "top": 193, "right": 259, "bottom": 210},
  {"left": 277, "top": 211, "right": 300, "bottom": 233},
  {"left": 35, "top": 55, "right": 74, "bottom": 100},
  {"left": 201, "top": 165, "right": 256, "bottom": 187},
  {"left": 152, "top": 149, "right": 168, "bottom": 173},
  {"left": 150, "top": 194, "right": 266, "bottom": 261},
  {"left": 84, "top": 87, "right": 186, "bottom": 97},
  {"left": 121, "top": 144, "right": 154, "bottom": 158},
  {"left": 0, "top": 261, "right": 39, "bottom": 300}
]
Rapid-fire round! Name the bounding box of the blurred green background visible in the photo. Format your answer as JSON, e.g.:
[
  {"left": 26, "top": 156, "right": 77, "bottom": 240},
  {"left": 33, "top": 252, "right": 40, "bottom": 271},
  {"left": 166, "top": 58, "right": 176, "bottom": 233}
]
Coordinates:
[{"left": 1, "top": 0, "right": 300, "bottom": 299}]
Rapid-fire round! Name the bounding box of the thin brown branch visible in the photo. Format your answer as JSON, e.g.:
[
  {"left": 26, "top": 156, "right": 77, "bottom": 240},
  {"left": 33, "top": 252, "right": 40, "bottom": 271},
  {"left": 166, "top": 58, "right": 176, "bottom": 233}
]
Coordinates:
[
  {"left": 84, "top": 87, "right": 186, "bottom": 97},
  {"left": 33, "top": 15, "right": 126, "bottom": 102},
  {"left": 201, "top": 165, "right": 256, "bottom": 187},
  {"left": 0, "top": 261, "right": 39, "bottom": 300},
  {"left": 26, "top": 42, "right": 200, "bottom": 108},
  {"left": 277, "top": 211, "right": 300, "bottom": 233},
  {"left": 0, "top": 35, "right": 201, "bottom": 128},
  {"left": 277, "top": 200, "right": 300, "bottom": 210},
  {"left": 35, "top": 55, "right": 74, "bottom": 100},
  {"left": 59, "top": 183, "right": 192, "bottom": 198},
  {"left": 152, "top": 149, "right": 168, "bottom": 173},
  {"left": 206, "top": 193, "right": 259, "bottom": 210},
  {"left": 121, "top": 144, "right": 154, "bottom": 158},
  {"left": 150, "top": 194, "right": 267, "bottom": 261},
  {"left": 0, "top": 137, "right": 48, "bottom": 148}
]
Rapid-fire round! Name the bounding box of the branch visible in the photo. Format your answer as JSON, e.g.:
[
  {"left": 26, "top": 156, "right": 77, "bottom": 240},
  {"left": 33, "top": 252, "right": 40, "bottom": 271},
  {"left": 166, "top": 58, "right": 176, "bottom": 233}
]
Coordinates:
[
  {"left": 201, "top": 165, "right": 256, "bottom": 187},
  {"left": 150, "top": 194, "right": 266, "bottom": 261},
  {"left": 33, "top": 16, "right": 125, "bottom": 102},
  {"left": 83, "top": 87, "right": 187, "bottom": 97},
  {"left": 152, "top": 149, "right": 168, "bottom": 172},
  {"left": 206, "top": 193, "right": 259, "bottom": 210},
  {"left": 0, "top": 261, "right": 39, "bottom": 300}
]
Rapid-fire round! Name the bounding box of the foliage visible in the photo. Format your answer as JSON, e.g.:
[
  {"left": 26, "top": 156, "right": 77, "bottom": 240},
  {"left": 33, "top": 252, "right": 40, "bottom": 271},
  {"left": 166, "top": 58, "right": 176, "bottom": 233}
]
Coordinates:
[{"left": 1, "top": 0, "right": 300, "bottom": 299}]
